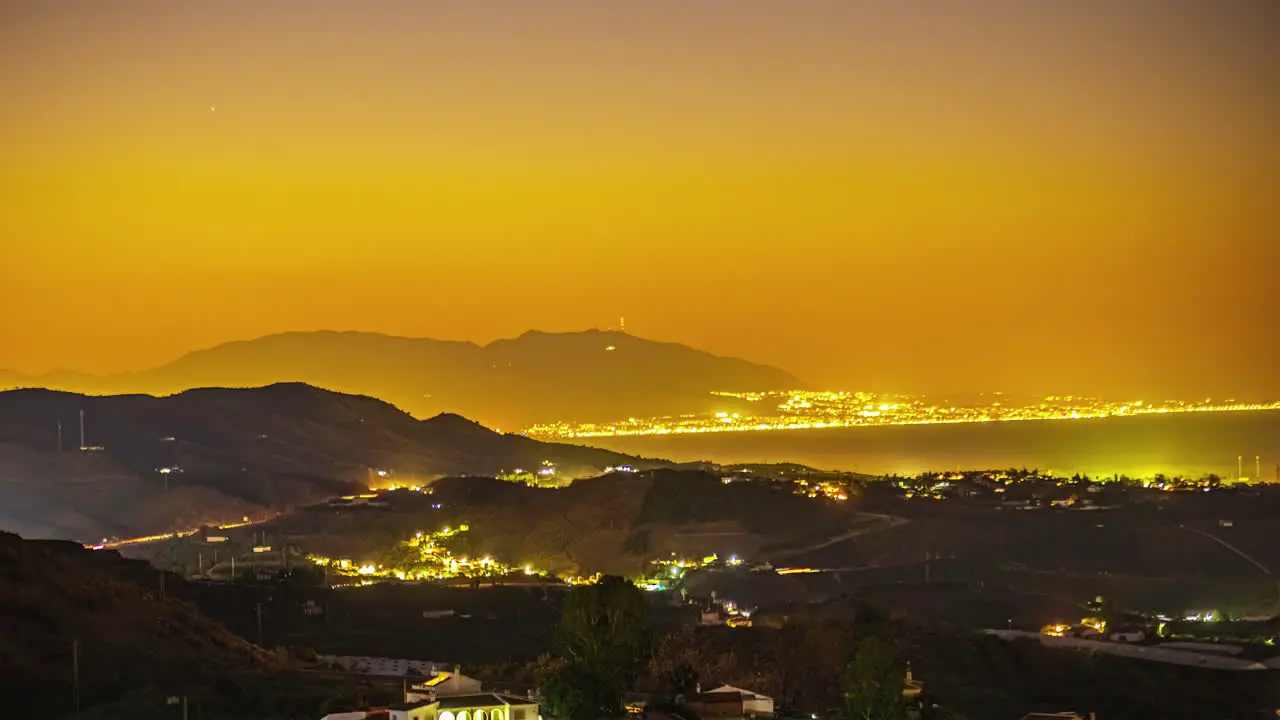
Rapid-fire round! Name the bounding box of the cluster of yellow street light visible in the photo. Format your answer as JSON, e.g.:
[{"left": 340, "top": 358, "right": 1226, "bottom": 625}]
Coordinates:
[
  {"left": 524, "top": 391, "right": 1280, "bottom": 440},
  {"left": 794, "top": 478, "right": 849, "bottom": 502},
  {"left": 635, "top": 553, "right": 748, "bottom": 591},
  {"left": 308, "top": 525, "right": 547, "bottom": 584}
]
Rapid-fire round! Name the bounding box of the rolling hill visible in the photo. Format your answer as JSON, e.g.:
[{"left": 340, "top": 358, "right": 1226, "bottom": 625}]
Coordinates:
[
  {"left": 0, "top": 329, "right": 805, "bottom": 428},
  {"left": 0, "top": 530, "right": 404, "bottom": 718},
  {"left": 274, "top": 469, "right": 856, "bottom": 577},
  {"left": 0, "top": 530, "right": 275, "bottom": 716},
  {"left": 0, "top": 384, "right": 658, "bottom": 543}
]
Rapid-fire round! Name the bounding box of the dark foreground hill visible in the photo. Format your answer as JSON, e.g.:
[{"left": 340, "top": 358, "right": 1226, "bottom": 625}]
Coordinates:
[
  {"left": 0, "top": 329, "right": 805, "bottom": 428},
  {"left": 0, "top": 384, "right": 656, "bottom": 543},
  {"left": 0, "top": 531, "right": 270, "bottom": 716},
  {"left": 0, "top": 531, "right": 400, "bottom": 719}
]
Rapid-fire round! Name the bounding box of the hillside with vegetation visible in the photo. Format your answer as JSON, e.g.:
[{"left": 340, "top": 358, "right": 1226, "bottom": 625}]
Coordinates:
[
  {"left": 0, "top": 384, "right": 656, "bottom": 543},
  {"left": 0, "top": 530, "right": 265, "bottom": 716},
  {"left": 0, "top": 530, "right": 407, "bottom": 718},
  {"left": 775, "top": 487, "right": 1280, "bottom": 622},
  {"left": 641, "top": 598, "right": 1278, "bottom": 718},
  {"left": 0, "top": 329, "right": 804, "bottom": 428},
  {"left": 274, "top": 469, "right": 855, "bottom": 576}
]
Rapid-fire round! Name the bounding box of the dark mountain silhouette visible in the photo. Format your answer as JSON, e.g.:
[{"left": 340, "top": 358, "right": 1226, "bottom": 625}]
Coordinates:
[
  {"left": 0, "top": 329, "right": 804, "bottom": 429},
  {"left": 0, "top": 384, "right": 658, "bottom": 543},
  {"left": 0, "top": 531, "right": 277, "bottom": 716},
  {"left": 0, "top": 531, "right": 397, "bottom": 718}
]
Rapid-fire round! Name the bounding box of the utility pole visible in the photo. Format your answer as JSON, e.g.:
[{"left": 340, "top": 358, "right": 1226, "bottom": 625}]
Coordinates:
[
  {"left": 255, "top": 602, "right": 264, "bottom": 645},
  {"left": 72, "top": 638, "right": 80, "bottom": 718},
  {"left": 198, "top": 552, "right": 203, "bottom": 576},
  {"left": 57, "top": 421, "right": 63, "bottom": 452},
  {"left": 79, "top": 409, "right": 86, "bottom": 449}
]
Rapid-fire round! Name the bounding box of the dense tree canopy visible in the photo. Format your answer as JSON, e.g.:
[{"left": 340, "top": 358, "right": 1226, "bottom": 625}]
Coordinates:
[
  {"left": 540, "top": 576, "right": 652, "bottom": 720},
  {"left": 841, "top": 637, "right": 908, "bottom": 720}
]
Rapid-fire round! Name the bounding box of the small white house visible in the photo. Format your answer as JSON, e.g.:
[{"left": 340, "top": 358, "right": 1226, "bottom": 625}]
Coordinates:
[{"left": 703, "top": 685, "right": 774, "bottom": 717}]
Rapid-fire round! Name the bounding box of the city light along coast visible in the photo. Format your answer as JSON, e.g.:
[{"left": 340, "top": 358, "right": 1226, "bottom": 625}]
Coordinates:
[{"left": 523, "top": 391, "right": 1280, "bottom": 440}]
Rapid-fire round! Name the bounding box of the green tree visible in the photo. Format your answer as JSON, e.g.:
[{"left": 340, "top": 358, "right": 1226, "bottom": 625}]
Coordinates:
[
  {"left": 539, "top": 662, "right": 618, "bottom": 720},
  {"left": 541, "top": 576, "right": 652, "bottom": 719},
  {"left": 841, "top": 637, "right": 908, "bottom": 720},
  {"left": 556, "top": 575, "right": 651, "bottom": 684}
]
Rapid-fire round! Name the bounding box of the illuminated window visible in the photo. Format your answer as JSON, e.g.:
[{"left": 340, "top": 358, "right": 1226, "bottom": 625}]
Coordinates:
[
  {"left": 458, "top": 712, "right": 470, "bottom": 720},
  {"left": 492, "top": 711, "right": 505, "bottom": 720},
  {"left": 477, "top": 710, "right": 488, "bottom": 720},
  {"left": 440, "top": 713, "right": 455, "bottom": 720}
]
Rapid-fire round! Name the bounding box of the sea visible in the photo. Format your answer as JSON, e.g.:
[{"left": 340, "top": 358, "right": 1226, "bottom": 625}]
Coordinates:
[{"left": 581, "top": 410, "right": 1280, "bottom": 479}]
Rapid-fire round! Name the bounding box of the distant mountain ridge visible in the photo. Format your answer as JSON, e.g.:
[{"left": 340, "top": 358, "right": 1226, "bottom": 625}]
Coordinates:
[
  {"left": 0, "top": 329, "right": 804, "bottom": 429},
  {"left": 0, "top": 383, "right": 658, "bottom": 543}
]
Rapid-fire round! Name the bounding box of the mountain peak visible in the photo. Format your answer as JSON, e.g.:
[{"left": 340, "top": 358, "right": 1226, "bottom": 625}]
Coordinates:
[
  {"left": 421, "top": 412, "right": 498, "bottom": 437},
  {"left": 1, "top": 329, "right": 805, "bottom": 428}
]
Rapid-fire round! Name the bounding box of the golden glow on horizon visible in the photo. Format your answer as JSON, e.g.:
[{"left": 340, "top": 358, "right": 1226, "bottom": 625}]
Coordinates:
[
  {"left": 2, "top": 2, "right": 1275, "bottom": 396},
  {"left": 527, "top": 394, "right": 1280, "bottom": 439}
]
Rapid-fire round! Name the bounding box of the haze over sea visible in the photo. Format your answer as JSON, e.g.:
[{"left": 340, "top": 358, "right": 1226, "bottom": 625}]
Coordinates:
[{"left": 584, "top": 410, "right": 1280, "bottom": 479}]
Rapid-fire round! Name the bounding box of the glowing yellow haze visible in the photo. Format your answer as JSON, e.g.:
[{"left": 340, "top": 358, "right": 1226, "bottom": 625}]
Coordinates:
[{"left": 1, "top": 1, "right": 1275, "bottom": 397}]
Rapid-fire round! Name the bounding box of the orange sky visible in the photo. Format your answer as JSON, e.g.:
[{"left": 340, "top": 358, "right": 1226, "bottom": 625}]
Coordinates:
[{"left": 1, "top": 1, "right": 1276, "bottom": 397}]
